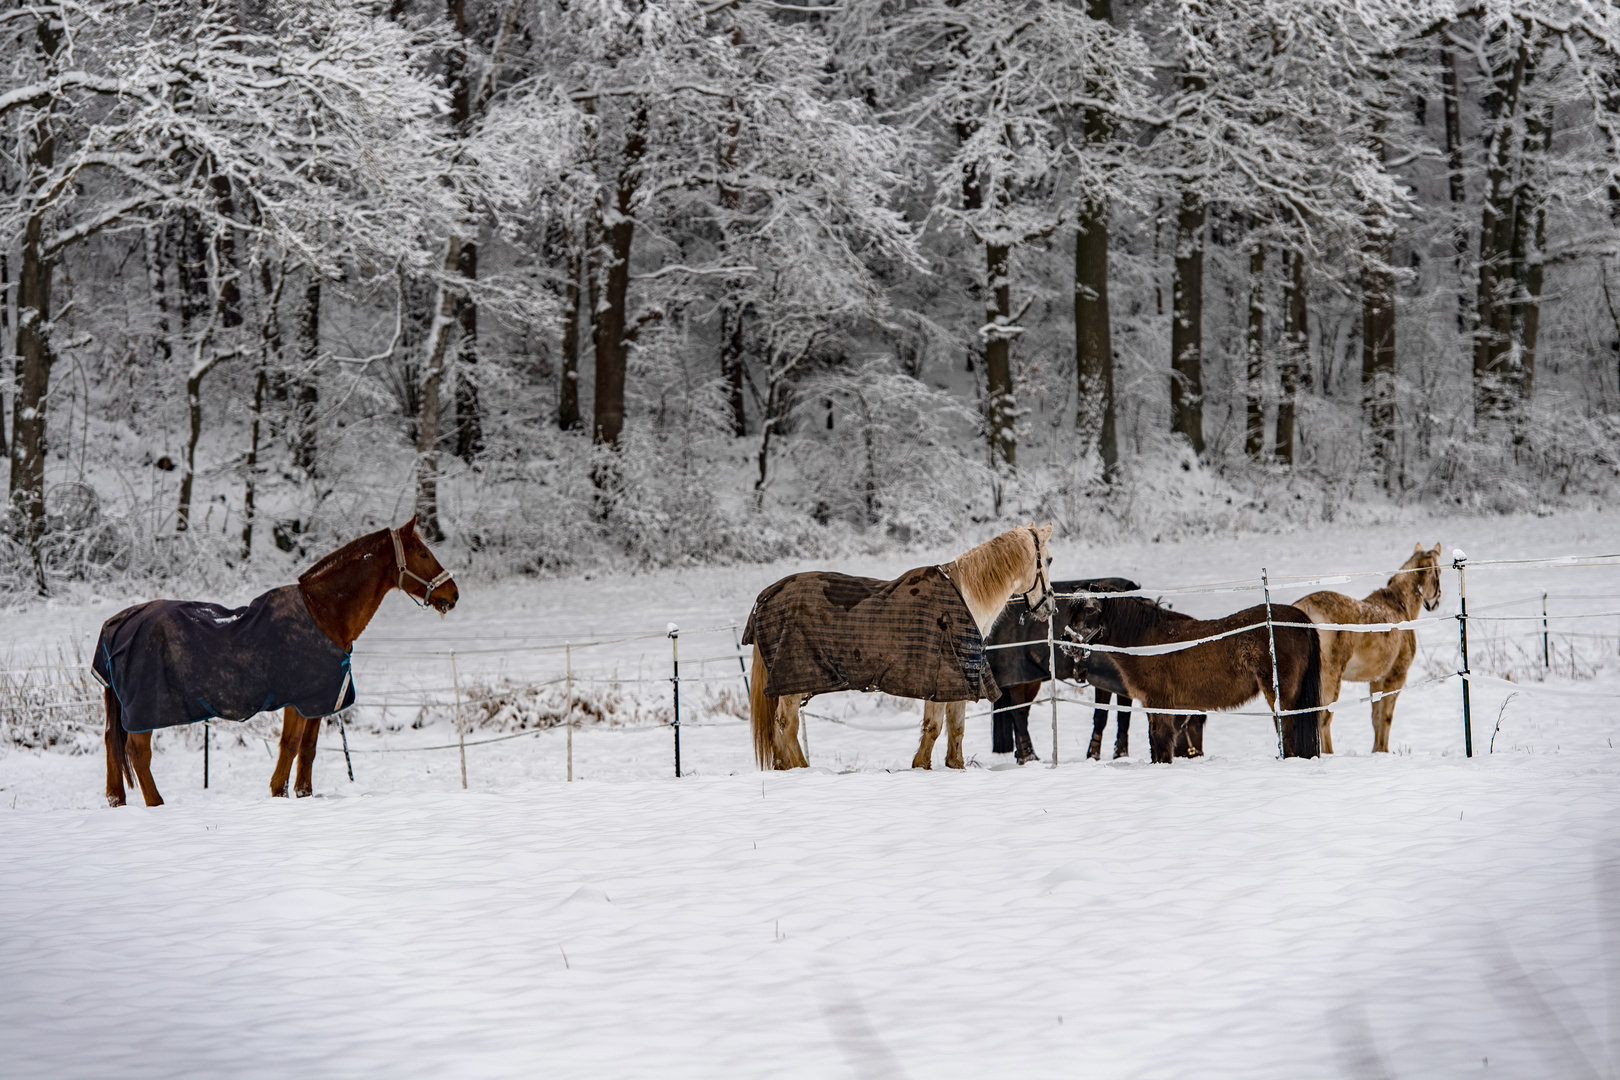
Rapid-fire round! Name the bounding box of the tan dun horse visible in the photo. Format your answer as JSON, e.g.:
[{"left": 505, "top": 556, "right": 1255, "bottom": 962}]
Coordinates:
[
  {"left": 746, "top": 524, "right": 1055, "bottom": 771},
  {"left": 100, "top": 517, "right": 457, "bottom": 806},
  {"left": 1294, "top": 543, "right": 1442, "bottom": 753}
]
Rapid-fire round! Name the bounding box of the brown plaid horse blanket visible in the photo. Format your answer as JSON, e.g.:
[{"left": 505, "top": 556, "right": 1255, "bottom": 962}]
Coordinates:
[
  {"left": 742, "top": 565, "right": 998, "bottom": 702},
  {"left": 92, "top": 584, "right": 355, "bottom": 734}
]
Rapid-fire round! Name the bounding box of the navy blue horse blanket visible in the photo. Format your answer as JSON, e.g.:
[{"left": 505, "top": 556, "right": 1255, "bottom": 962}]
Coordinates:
[{"left": 92, "top": 584, "right": 354, "bottom": 733}]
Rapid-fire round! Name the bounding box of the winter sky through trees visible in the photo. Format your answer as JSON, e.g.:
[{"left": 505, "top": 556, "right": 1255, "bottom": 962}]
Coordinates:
[{"left": 3, "top": 0, "right": 1620, "bottom": 594}]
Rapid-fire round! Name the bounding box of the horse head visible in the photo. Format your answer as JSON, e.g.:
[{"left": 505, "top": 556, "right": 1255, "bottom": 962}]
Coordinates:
[
  {"left": 1408, "top": 542, "right": 1443, "bottom": 612},
  {"left": 393, "top": 515, "right": 460, "bottom": 615},
  {"left": 1019, "top": 523, "right": 1056, "bottom": 621}
]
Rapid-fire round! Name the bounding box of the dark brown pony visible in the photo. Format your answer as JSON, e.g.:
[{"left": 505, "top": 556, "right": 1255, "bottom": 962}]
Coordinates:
[
  {"left": 104, "top": 517, "right": 457, "bottom": 806},
  {"left": 1074, "top": 596, "right": 1323, "bottom": 763}
]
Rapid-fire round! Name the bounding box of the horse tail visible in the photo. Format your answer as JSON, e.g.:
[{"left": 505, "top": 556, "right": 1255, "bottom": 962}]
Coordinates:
[
  {"left": 749, "top": 644, "right": 776, "bottom": 770},
  {"left": 1290, "top": 627, "right": 1324, "bottom": 759},
  {"left": 105, "top": 686, "right": 132, "bottom": 785}
]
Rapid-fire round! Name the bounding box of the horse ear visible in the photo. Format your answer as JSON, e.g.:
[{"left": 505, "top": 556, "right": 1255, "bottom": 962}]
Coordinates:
[
  {"left": 1414, "top": 542, "right": 1424, "bottom": 554},
  {"left": 1431, "top": 542, "right": 1442, "bottom": 556},
  {"left": 1037, "top": 523, "right": 1054, "bottom": 541},
  {"left": 402, "top": 514, "right": 418, "bottom": 537}
]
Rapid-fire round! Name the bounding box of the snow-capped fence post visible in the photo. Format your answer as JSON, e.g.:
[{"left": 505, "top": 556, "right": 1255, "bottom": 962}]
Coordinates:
[
  {"left": 1048, "top": 603, "right": 1059, "bottom": 766},
  {"left": 565, "top": 643, "right": 574, "bottom": 783},
  {"left": 1262, "top": 569, "right": 1283, "bottom": 758},
  {"left": 668, "top": 625, "right": 682, "bottom": 778},
  {"left": 451, "top": 649, "right": 467, "bottom": 788},
  {"left": 1454, "top": 551, "right": 1473, "bottom": 758},
  {"left": 203, "top": 721, "right": 210, "bottom": 788}
]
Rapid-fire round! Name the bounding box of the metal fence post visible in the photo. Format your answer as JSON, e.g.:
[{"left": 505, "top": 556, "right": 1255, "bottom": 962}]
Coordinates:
[
  {"left": 1048, "top": 603, "right": 1059, "bottom": 767},
  {"left": 203, "top": 721, "right": 210, "bottom": 788},
  {"left": 451, "top": 649, "right": 466, "bottom": 789},
  {"left": 565, "top": 643, "right": 574, "bottom": 783},
  {"left": 1455, "top": 552, "right": 1473, "bottom": 758},
  {"left": 337, "top": 715, "right": 354, "bottom": 781},
  {"left": 668, "top": 624, "right": 681, "bottom": 778},
  {"left": 1262, "top": 569, "right": 1283, "bottom": 758},
  {"left": 1542, "top": 592, "right": 1549, "bottom": 669}
]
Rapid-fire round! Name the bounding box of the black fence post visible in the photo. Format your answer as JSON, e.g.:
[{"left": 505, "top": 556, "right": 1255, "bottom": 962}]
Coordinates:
[{"left": 669, "top": 624, "right": 681, "bottom": 778}]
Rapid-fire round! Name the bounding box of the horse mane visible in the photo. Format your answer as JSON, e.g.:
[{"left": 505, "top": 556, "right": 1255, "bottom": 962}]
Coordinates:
[
  {"left": 298, "top": 528, "right": 387, "bottom": 585},
  {"left": 1097, "top": 596, "right": 1170, "bottom": 644},
  {"left": 949, "top": 528, "right": 1035, "bottom": 634}
]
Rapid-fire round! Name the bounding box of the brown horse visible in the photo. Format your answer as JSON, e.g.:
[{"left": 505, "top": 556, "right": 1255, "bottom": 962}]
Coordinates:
[
  {"left": 101, "top": 517, "right": 457, "bottom": 806},
  {"left": 746, "top": 524, "right": 1055, "bottom": 771},
  {"left": 1294, "top": 543, "right": 1441, "bottom": 753},
  {"left": 1073, "top": 596, "right": 1323, "bottom": 763}
]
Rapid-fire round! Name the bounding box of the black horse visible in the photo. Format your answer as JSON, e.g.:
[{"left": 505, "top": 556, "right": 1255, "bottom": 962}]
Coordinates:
[{"left": 986, "top": 578, "right": 1207, "bottom": 764}]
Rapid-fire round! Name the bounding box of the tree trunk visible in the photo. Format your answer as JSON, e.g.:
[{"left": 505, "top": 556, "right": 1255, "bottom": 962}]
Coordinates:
[
  {"left": 1245, "top": 238, "right": 1265, "bottom": 460},
  {"left": 1074, "top": 0, "right": 1117, "bottom": 477},
  {"left": 242, "top": 257, "right": 286, "bottom": 559},
  {"left": 1475, "top": 34, "right": 1528, "bottom": 422},
  {"left": 0, "top": 254, "right": 8, "bottom": 458},
  {"left": 593, "top": 101, "right": 647, "bottom": 448},
  {"left": 1074, "top": 204, "right": 1116, "bottom": 475},
  {"left": 1360, "top": 237, "right": 1396, "bottom": 476},
  {"left": 292, "top": 274, "right": 319, "bottom": 474},
  {"left": 984, "top": 241, "right": 1016, "bottom": 470},
  {"left": 142, "top": 226, "right": 173, "bottom": 366},
  {"left": 453, "top": 241, "right": 482, "bottom": 461},
  {"left": 12, "top": 207, "right": 54, "bottom": 573},
  {"left": 416, "top": 237, "right": 464, "bottom": 542},
  {"left": 1440, "top": 34, "right": 1470, "bottom": 334},
  {"left": 559, "top": 242, "right": 583, "bottom": 431},
  {"left": 1170, "top": 189, "right": 1205, "bottom": 455},
  {"left": 718, "top": 90, "right": 748, "bottom": 439},
  {"left": 1276, "top": 249, "right": 1306, "bottom": 465}
]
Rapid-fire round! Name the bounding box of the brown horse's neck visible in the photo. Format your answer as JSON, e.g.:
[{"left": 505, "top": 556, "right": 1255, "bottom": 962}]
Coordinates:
[
  {"left": 298, "top": 529, "right": 396, "bottom": 653},
  {"left": 945, "top": 529, "right": 1033, "bottom": 636}
]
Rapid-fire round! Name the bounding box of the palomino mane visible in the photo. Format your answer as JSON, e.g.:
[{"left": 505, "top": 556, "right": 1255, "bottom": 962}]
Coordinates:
[
  {"left": 948, "top": 528, "right": 1036, "bottom": 634},
  {"left": 298, "top": 527, "right": 387, "bottom": 585}
]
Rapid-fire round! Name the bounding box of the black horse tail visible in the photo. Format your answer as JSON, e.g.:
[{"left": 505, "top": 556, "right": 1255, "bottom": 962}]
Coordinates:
[
  {"left": 106, "top": 686, "right": 132, "bottom": 785},
  {"left": 1290, "top": 627, "right": 1323, "bottom": 759}
]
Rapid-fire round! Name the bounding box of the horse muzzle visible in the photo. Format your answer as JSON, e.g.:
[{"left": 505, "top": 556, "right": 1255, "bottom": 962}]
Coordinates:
[{"left": 430, "top": 584, "right": 459, "bottom": 615}]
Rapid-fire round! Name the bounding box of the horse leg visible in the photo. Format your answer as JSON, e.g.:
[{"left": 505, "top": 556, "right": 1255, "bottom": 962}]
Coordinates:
[
  {"left": 294, "top": 710, "right": 320, "bottom": 797},
  {"left": 1147, "top": 713, "right": 1176, "bottom": 764},
  {"left": 1371, "top": 635, "right": 1415, "bottom": 753},
  {"left": 105, "top": 688, "right": 129, "bottom": 808},
  {"left": 129, "top": 732, "right": 163, "bottom": 806},
  {"left": 1182, "top": 715, "right": 1206, "bottom": 758},
  {"left": 1370, "top": 674, "right": 1407, "bottom": 753},
  {"left": 1319, "top": 668, "right": 1343, "bottom": 755},
  {"left": 777, "top": 696, "right": 808, "bottom": 770},
  {"left": 943, "top": 701, "right": 967, "bottom": 770},
  {"left": 992, "top": 692, "right": 1016, "bottom": 754},
  {"left": 1010, "top": 681, "right": 1040, "bottom": 764},
  {"left": 1113, "top": 704, "right": 1131, "bottom": 759},
  {"left": 270, "top": 706, "right": 306, "bottom": 797},
  {"left": 1171, "top": 717, "right": 1191, "bottom": 758},
  {"left": 912, "top": 701, "right": 943, "bottom": 770},
  {"left": 1087, "top": 689, "right": 1111, "bottom": 760}
]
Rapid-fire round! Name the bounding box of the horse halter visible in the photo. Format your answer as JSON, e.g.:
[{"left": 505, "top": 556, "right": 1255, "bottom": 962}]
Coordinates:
[
  {"left": 1020, "top": 526, "right": 1055, "bottom": 621},
  {"left": 391, "top": 526, "right": 454, "bottom": 609}
]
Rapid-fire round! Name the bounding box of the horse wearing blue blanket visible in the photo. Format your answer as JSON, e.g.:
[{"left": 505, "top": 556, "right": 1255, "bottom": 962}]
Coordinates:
[{"left": 97, "top": 517, "right": 457, "bottom": 806}]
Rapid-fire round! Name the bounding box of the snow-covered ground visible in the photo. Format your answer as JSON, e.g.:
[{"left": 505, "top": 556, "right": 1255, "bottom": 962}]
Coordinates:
[{"left": 3, "top": 510, "right": 1619, "bottom": 1077}]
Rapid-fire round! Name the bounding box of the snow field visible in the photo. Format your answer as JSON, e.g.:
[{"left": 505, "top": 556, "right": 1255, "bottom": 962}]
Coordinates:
[{"left": 3, "top": 510, "right": 1620, "bottom": 1076}]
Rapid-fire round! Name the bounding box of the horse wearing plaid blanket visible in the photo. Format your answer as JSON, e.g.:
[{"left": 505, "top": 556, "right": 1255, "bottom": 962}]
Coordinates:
[
  {"left": 744, "top": 524, "right": 1055, "bottom": 771},
  {"left": 99, "top": 517, "right": 457, "bottom": 806}
]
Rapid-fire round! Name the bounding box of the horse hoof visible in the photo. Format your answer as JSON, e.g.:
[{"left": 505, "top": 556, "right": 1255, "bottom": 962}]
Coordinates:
[{"left": 106, "top": 794, "right": 125, "bottom": 808}]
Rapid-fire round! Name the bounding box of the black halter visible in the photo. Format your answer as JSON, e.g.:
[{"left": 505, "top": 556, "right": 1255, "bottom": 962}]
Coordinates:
[{"left": 1019, "top": 526, "right": 1055, "bottom": 621}]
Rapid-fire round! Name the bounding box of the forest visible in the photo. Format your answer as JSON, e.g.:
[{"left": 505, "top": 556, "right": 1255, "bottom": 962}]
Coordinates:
[{"left": 4, "top": 0, "right": 1620, "bottom": 597}]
